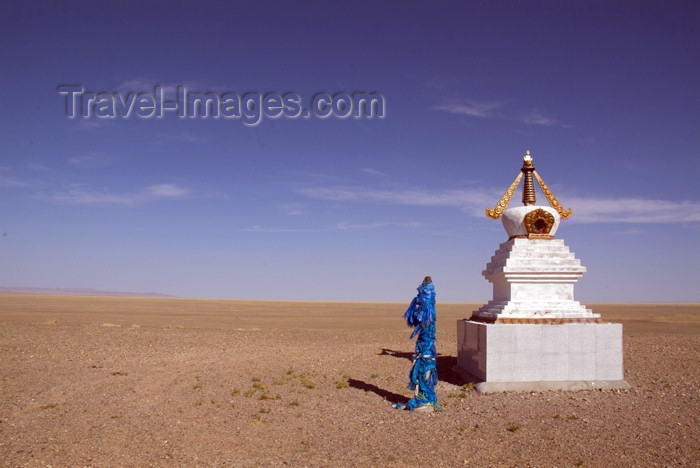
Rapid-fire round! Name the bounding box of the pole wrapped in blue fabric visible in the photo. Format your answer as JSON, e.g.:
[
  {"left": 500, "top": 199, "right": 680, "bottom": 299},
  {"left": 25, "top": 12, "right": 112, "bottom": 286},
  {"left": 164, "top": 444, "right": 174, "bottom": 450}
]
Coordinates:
[{"left": 394, "top": 276, "right": 439, "bottom": 411}]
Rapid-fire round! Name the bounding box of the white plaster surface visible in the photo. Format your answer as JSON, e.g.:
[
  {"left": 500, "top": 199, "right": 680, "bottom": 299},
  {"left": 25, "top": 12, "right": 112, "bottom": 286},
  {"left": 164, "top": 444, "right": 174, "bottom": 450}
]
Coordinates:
[
  {"left": 474, "top": 237, "right": 599, "bottom": 319},
  {"left": 456, "top": 321, "right": 625, "bottom": 383},
  {"left": 501, "top": 205, "right": 560, "bottom": 237}
]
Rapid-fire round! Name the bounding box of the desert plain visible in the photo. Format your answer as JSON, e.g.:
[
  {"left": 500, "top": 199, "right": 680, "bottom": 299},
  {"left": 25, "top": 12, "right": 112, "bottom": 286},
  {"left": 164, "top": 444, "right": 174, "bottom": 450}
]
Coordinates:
[{"left": 0, "top": 294, "right": 698, "bottom": 467}]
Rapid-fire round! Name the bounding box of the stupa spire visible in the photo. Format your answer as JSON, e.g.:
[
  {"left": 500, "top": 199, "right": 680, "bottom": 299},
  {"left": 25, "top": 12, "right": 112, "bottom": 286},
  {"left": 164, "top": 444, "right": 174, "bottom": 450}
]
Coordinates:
[
  {"left": 485, "top": 151, "right": 572, "bottom": 220},
  {"left": 521, "top": 150, "right": 536, "bottom": 206}
]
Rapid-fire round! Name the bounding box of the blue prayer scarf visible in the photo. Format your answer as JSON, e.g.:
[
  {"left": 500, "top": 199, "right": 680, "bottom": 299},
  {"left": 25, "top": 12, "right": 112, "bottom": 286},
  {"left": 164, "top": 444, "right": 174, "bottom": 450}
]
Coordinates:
[{"left": 398, "top": 280, "right": 438, "bottom": 410}]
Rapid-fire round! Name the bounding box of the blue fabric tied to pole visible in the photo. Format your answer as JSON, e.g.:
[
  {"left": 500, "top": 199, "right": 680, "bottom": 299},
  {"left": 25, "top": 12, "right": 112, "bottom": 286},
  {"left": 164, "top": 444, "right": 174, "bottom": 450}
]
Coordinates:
[{"left": 396, "top": 280, "right": 439, "bottom": 411}]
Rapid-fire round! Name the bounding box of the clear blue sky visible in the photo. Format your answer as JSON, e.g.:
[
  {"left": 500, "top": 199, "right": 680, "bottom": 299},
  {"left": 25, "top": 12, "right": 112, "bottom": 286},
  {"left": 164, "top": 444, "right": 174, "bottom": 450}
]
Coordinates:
[{"left": 1, "top": 1, "right": 698, "bottom": 301}]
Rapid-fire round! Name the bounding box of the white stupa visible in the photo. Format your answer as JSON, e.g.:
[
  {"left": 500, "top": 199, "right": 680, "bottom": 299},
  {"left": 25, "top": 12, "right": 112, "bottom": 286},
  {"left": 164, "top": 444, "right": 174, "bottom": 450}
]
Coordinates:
[
  {"left": 456, "top": 151, "right": 629, "bottom": 393},
  {"left": 473, "top": 151, "right": 599, "bottom": 323}
]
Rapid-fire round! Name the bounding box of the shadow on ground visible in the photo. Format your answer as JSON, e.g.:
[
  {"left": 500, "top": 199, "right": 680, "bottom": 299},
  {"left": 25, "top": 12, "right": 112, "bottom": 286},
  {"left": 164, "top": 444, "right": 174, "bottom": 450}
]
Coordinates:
[
  {"left": 348, "top": 379, "right": 408, "bottom": 404},
  {"left": 351, "top": 350, "right": 480, "bottom": 403},
  {"left": 378, "top": 348, "right": 472, "bottom": 387}
]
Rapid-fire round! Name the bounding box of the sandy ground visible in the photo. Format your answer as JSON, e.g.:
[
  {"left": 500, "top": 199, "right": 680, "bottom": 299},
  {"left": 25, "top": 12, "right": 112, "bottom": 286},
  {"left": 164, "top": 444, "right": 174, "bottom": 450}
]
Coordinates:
[{"left": 0, "top": 294, "right": 698, "bottom": 467}]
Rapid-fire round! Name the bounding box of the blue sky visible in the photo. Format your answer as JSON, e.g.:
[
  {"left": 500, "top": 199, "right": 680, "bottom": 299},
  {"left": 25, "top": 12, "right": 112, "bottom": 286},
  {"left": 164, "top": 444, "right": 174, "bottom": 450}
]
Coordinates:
[{"left": 1, "top": 1, "right": 698, "bottom": 301}]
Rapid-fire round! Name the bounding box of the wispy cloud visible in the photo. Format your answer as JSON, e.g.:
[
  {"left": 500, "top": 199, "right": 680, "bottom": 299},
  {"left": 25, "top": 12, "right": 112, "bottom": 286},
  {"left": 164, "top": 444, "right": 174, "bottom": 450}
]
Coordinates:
[
  {"left": 516, "top": 109, "right": 571, "bottom": 128},
  {"left": 0, "top": 167, "right": 28, "bottom": 188},
  {"left": 146, "top": 184, "right": 188, "bottom": 198},
  {"left": 49, "top": 183, "right": 190, "bottom": 206},
  {"left": 26, "top": 162, "right": 52, "bottom": 172},
  {"left": 278, "top": 202, "right": 305, "bottom": 215},
  {"left": 75, "top": 119, "right": 112, "bottom": 130},
  {"left": 116, "top": 78, "right": 179, "bottom": 95},
  {"left": 0, "top": 174, "right": 27, "bottom": 188},
  {"left": 154, "top": 131, "right": 209, "bottom": 145},
  {"left": 244, "top": 220, "right": 424, "bottom": 233},
  {"left": 362, "top": 167, "right": 387, "bottom": 177},
  {"left": 434, "top": 99, "right": 567, "bottom": 127},
  {"left": 518, "top": 110, "right": 559, "bottom": 127},
  {"left": 336, "top": 221, "right": 423, "bottom": 230},
  {"left": 69, "top": 153, "right": 115, "bottom": 169},
  {"left": 116, "top": 78, "right": 229, "bottom": 96},
  {"left": 299, "top": 185, "right": 700, "bottom": 224},
  {"left": 287, "top": 170, "right": 339, "bottom": 182},
  {"left": 298, "top": 186, "right": 494, "bottom": 215},
  {"left": 434, "top": 99, "right": 506, "bottom": 118},
  {"left": 116, "top": 78, "right": 160, "bottom": 94},
  {"left": 610, "top": 228, "right": 644, "bottom": 236},
  {"left": 566, "top": 197, "right": 700, "bottom": 223},
  {"left": 244, "top": 226, "right": 327, "bottom": 233},
  {"left": 176, "top": 132, "right": 208, "bottom": 144}
]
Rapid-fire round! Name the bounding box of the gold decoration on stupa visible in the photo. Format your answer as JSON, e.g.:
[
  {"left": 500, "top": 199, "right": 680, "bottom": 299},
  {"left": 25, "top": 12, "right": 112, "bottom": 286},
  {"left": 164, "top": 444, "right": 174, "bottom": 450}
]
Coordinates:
[
  {"left": 485, "top": 172, "right": 522, "bottom": 219},
  {"left": 486, "top": 151, "right": 572, "bottom": 220},
  {"left": 533, "top": 170, "right": 572, "bottom": 219}
]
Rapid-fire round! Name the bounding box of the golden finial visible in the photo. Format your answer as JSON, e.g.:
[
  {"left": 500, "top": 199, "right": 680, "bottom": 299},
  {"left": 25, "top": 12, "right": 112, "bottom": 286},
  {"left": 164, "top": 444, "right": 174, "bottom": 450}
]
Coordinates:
[
  {"left": 521, "top": 150, "right": 536, "bottom": 206},
  {"left": 485, "top": 150, "right": 573, "bottom": 219}
]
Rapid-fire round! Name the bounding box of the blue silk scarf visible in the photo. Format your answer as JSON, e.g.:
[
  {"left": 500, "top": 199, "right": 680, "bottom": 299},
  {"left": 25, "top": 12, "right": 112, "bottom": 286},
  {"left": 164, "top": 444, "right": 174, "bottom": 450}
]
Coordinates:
[{"left": 396, "top": 280, "right": 438, "bottom": 410}]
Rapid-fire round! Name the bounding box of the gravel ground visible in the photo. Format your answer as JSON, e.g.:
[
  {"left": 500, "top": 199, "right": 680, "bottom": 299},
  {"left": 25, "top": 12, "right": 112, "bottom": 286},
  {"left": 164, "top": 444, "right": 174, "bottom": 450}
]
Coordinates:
[{"left": 0, "top": 296, "right": 698, "bottom": 467}]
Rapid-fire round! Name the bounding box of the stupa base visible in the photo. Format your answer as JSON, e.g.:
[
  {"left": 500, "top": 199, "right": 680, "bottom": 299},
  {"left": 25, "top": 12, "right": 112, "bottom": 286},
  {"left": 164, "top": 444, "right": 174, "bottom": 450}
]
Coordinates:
[
  {"left": 451, "top": 371, "right": 630, "bottom": 394},
  {"left": 455, "top": 320, "right": 628, "bottom": 391},
  {"left": 469, "top": 315, "right": 602, "bottom": 324}
]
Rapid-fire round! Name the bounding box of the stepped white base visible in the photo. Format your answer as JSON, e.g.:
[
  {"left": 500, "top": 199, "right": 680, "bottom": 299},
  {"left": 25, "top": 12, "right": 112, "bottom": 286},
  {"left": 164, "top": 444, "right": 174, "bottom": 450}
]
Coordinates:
[
  {"left": 476, "top": 300, "right": 596, "bottom": 320},
  {"left": 456, "top": 320, "right": 628, "bottom": 392},
  {"left": 473, "top": 237, "right": 599, "bottom": 320}
]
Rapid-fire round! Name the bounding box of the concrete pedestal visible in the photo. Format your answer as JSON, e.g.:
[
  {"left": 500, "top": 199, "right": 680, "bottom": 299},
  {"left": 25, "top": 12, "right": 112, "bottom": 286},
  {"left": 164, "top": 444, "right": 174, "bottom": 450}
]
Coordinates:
[{"left": 456, "top": 320, "right": 630, "bottom": 393}]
